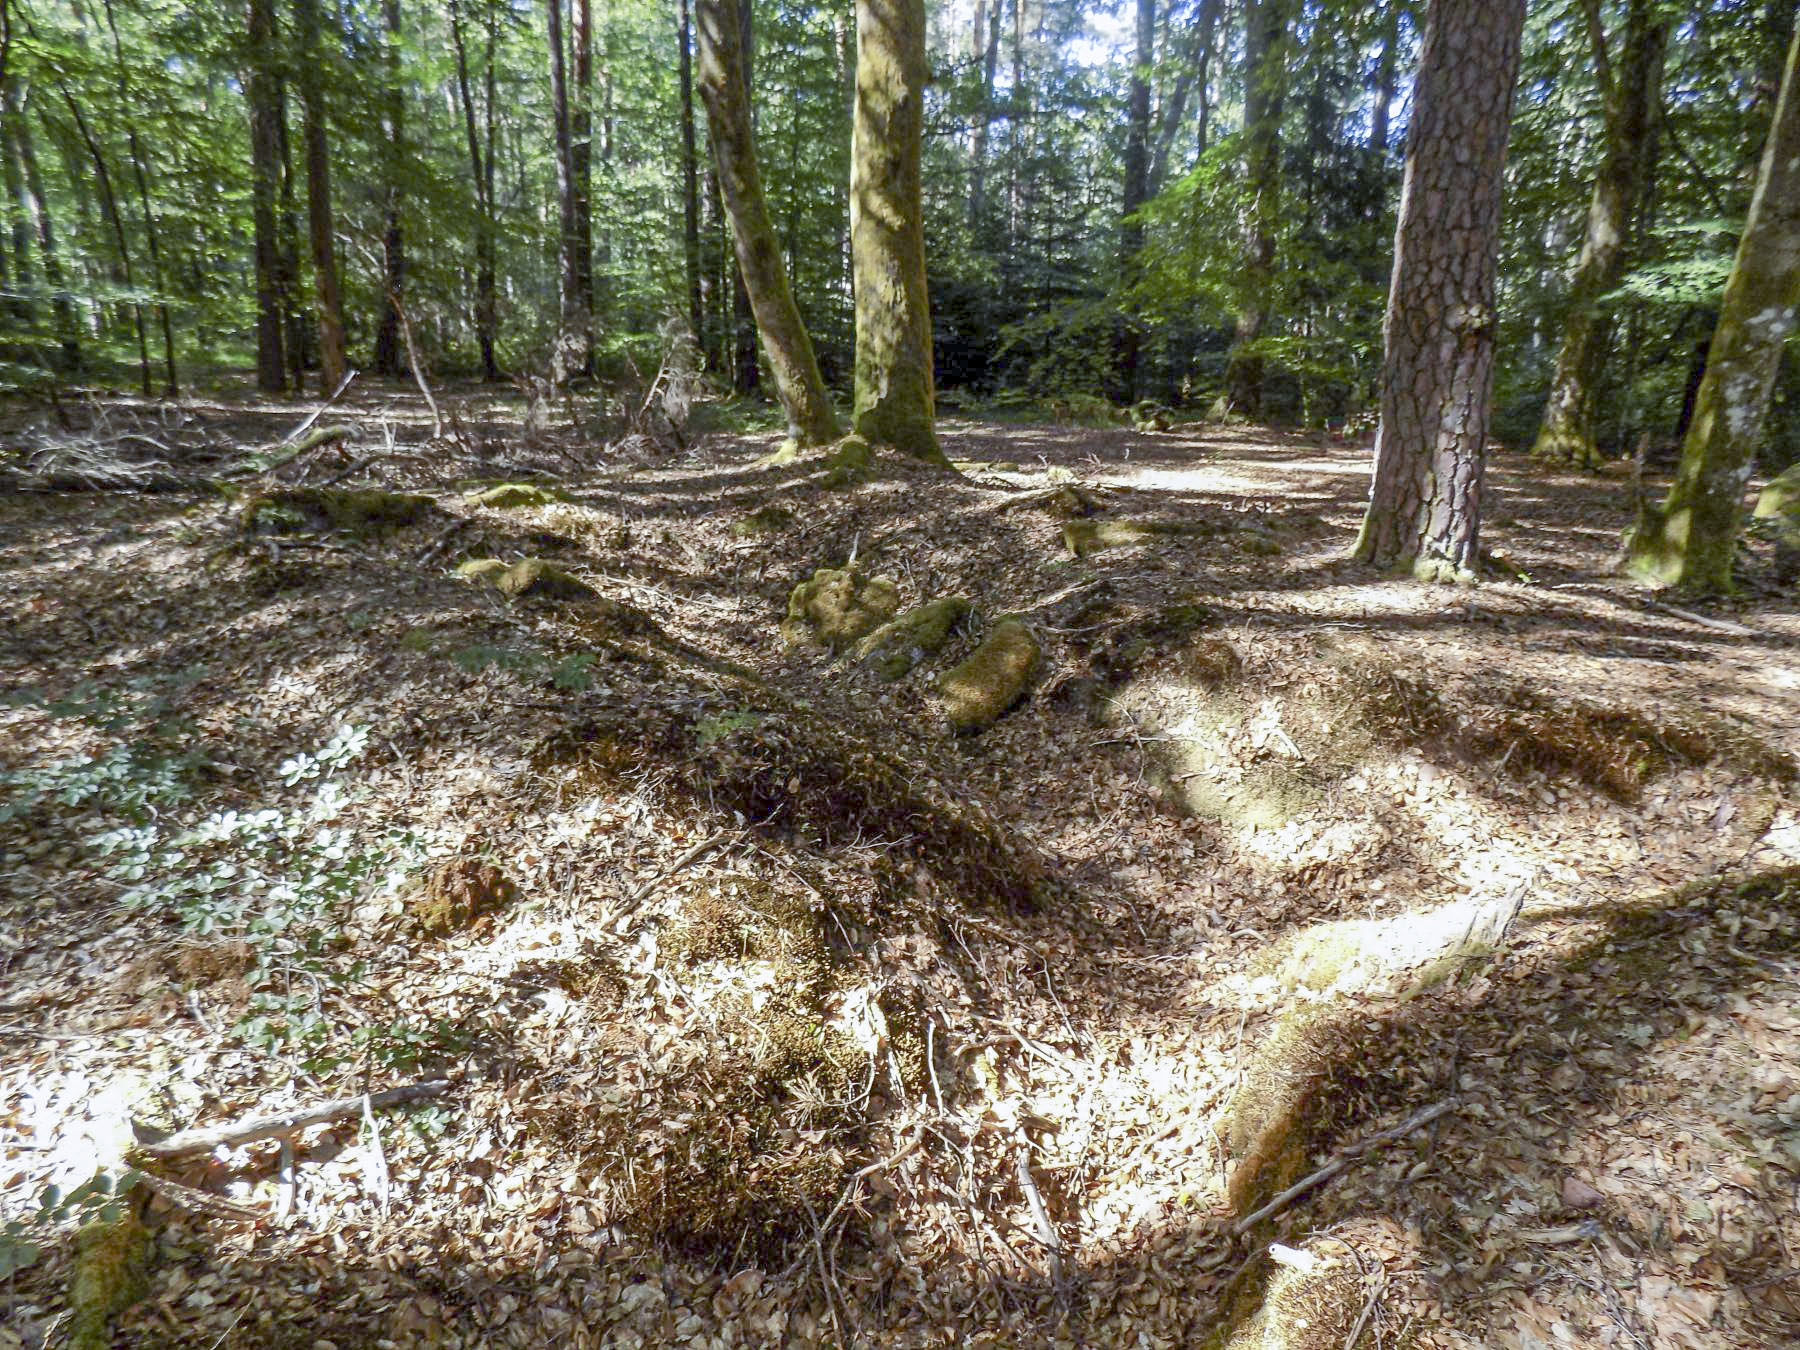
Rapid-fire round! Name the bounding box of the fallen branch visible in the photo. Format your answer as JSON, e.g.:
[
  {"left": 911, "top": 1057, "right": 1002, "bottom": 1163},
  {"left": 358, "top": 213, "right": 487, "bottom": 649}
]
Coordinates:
[
  {"left": 1231, "top": 1099, "right": 1458, "bottom": 1236},
  {"left": 1642, "top": 600, "right": 1762, "bottom": 639},
  {"left": 627, "top": 828, "right": 738, "bottom": 905},
  {"left": 133, "top": 1079, "right": 450, "bottom": 1160}
]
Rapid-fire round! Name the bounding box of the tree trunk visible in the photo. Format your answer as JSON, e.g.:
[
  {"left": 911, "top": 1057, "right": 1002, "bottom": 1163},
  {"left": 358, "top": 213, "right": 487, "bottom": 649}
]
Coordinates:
[
  {"left": 1116, "top": 0, "right": 1154, "bottom": 403},
  {"left": 1531, "top": 0, "right": 1667, "bottom": 469},
  {"left": 731, "top": 0, "right": 758, "bottom": 394},
  {"left": 372, "top": 0, "right": 406, "bottom": 378},
  {"left": 678, "top": 0, "right": 704, "bottom": 349},
  {"left": 1354, "top": 0, "right": 1526, "bottom": 581},
  {"left": 277, "top": 78, "right": 307, "bottom": 390},
  {"left": 1627, "top": 18, "right": 1800, "bottom": 593},
  {"left": 8, "top": 93, "right": 78, "bottom": 372},
  {"left": 1150, "top": 0, "right": 1218, "bottom": 191},
  {"left": 571, "top": 0, "right": 596, "bottom": 369},
  {"left": 968, "top": 0, "right": 1002, "bottom": 229},
  {"left": 851, "top": 0, "right": 942, "bottom": 461},
  {"left": 59, "top": 88, "right": 150, "bottom": 394},
  {"left": 294, "top": 0, "right": 347, "bottom": 392},
  {"left": 694, "top": 0, "right": 840, "bottom": 443},
  {"left": 1219, "top": 0, "right": 1288, "bottom": 417},
  {"left": 547, "top": 0, "right": 582, "bottom": 382},
  {"left": 449, "top": 0, "right": 499, "bottom": 379},
  {"left": 1, "top": 90, "right": 38, "bottom": 338}
]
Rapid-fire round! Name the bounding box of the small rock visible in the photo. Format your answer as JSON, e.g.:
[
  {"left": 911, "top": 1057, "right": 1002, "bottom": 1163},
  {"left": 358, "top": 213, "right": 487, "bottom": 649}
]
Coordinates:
[
  {"left": 495, "top": 558, "right": 597, "bottom": 602},
  {"left": 783, "top": 566, "right": 900, "bottom": 647},
  {"left": 464, "top": 482, "right": 564, "bottom": 509},
  {"left": 1560, "top": 1175, "right": 1605, "bottom": 1210}
]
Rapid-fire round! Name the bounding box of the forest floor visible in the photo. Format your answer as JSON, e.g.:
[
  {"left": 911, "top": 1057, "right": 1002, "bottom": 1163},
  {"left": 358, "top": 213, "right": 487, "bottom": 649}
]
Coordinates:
[{"left": 2, "top": 382, "right": 1799, "bottom": 1349}]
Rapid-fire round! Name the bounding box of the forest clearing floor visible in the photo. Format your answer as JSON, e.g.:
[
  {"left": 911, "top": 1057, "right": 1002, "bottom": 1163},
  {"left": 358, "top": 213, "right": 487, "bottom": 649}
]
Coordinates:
[{"left": 2, "top": 384, "right": 1799, "bottom": 1349}]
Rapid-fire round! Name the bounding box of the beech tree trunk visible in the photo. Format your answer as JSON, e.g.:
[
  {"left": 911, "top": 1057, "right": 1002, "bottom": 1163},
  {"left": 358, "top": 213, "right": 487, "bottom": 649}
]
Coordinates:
[
  {"left": 1531, "top": 0, "right": 1667, "bottom": 468},
  {"left": 731, "top": 0, "right": 758, "bottom": 394},
  {"left": 1627, "top": 18, "right": 1800, "bottom": 594},
  {"left": 694, "top": 0, "right": 840, "bottom": 444},
  {"left": 61, "top": 88, "right": 150, "bottom": 394},
  {"left": 372, "top": 0, "right": 406, "bottom": 377},
  {"left": 1354, "top": 0, "right": 1526, "bottom": 581},
  {"left": 9, "top": 88, "right": 79, "bottom": 372},
  {"left": 570, "top": 0, "right": 596, "bottom": 370},
  {"left": 1150, "top": 0, "right": 1218, "bottom": 191},
  {"left": 851, "top": 0, "right": 942, "bottom": 461},
  {"left": 449, "top": 0, "right": 499, "bottom": 379},
  {"left": 294, "top": 0, "right": 347, "bottom": 392},
  {"left": 1219, "top": 0, "right": 1288, "bottom": 417},
  {"left": 968, "top": 0, "right": 1001, "bottom": 229},
  {"left": 546, "top": 0, "right": 583, "bottom": 382}
]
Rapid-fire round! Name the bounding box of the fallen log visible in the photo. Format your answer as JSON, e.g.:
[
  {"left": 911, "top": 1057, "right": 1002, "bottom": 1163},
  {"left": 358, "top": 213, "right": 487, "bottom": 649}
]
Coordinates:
[{"left": 133, "top": 1079, "right": 450, "bottom": 1161}]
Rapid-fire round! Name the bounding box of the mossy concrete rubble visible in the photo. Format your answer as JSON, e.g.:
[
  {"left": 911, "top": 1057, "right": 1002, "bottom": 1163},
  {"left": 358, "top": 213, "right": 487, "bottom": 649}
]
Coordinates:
[
  {"left": 783, "top": 566, "right": 901, "bottom": 647},
  {"left": 854, "top": 595, "right": 971, "bottom": 680},
  {"left": 938, "top": 618, "right": 1040, "bottom": 732}
]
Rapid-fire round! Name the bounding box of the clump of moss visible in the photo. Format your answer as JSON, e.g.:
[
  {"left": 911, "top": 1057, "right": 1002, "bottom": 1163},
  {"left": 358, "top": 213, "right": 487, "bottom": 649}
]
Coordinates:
[
  {"left": 665, "top": 879, "right": 828, "bottom": 975},
  {"left": 731, "top": 504, "right": 796, "bottom": 537},
  {"left": 1181, "top": 636, "right": 1243, "bottom": 687},
  {"left": 1220, "top": 1004, "right": 1344, "bottom": 1216},
  {"left": 68, "top": 1213, "right": 152, "bottom": 1350},
  {"left": 782, "top": 566, "right": 901, "bottom": 648},
  {"left": 408, "top": 856, "right": 518, "bottom": 935},
  {"left": 1131, "top": 400, "right": 1172, "bottom": 433},
  {"left": 1203, "top": 1239, "right": 1363, "bottom": 1350},
  {"left": 464, "top": 482, "right": 565, "bottom": 509},
  {"left": 938, "top": 619, "right": 1040, "bottom": 732},
  {"left": 822, "top": 434, "right": 875, "bottom": 489},
  {"left": 494, "top": 558, "right": 597, "bottom": 602},
  {"left": 453, "top": 557, "right": 510, "bottom": 582},
  {"left": 854, "top": 595, "right": 971, "bottom": 680},
  {"left": 240, "top": 487, "right": 435, "bottom": 536}
]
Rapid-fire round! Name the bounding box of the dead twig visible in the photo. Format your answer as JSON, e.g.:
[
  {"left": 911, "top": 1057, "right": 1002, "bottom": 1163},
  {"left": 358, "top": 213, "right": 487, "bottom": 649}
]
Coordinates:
[
  {"left": 627, "top": 828, "right": 738, "bottom": 905},
  {"left": 1232, "top": 1099, "right": 1458, "bottom": 1236},
  {"left": 275, "top": 368, "right": 359, "bottom": 449},
  {"left": 133, "top": 1078, "right": 451, "bottom": 1160}
]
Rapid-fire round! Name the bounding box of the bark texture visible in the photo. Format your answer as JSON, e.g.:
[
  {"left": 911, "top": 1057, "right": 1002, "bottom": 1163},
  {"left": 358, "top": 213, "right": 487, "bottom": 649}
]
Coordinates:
[
  {"left": 1355, "top": 0, "right": 1526, "bottom": 581},
  {"left": 694, "top": 0, "right": 840, "bottom": 444},
  {"left": 1530, "top": 0, "right": 1666, "bottom": 468},
  {"left": 1115, "top": 0, "right": 1154, "bottom": 402},
  {"left": 851, "top": 0, "right": 942, "bottom": 461},
  {"left": 678, "top": 0, "right": 703, "bottom": 346},
  {"left": 372, "top": 0, "right": 406, "bottom": 378},
  {"left": 1627, "top": 19, "right": 1800, "bottom": 594}
]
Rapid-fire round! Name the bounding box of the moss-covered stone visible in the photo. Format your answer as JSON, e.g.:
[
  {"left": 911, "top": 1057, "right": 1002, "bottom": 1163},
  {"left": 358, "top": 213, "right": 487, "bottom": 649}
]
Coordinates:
[
  {"left": 938, "top": 618, "right": 1040, "bottom": 732},
  {"left": 783, "top": 566, "right": 901, "bottom": 647},
  {"left": 453, "top": 557, "right": 510, "bottom": 582},
  {"left": 464, "top": 482, "right": 566, "bottom": 509},
  {"left": 1061, "top": 518, "right": 1202, "bottom": 556},
  {"left": 240, "top": 487, "right": 435, "bottom": 536},
  {"left": 854, "top": 595, "right": 970, "bottom": 679},
  {"left": 495, "top": 558, "right": 598, "bottom": 602}
]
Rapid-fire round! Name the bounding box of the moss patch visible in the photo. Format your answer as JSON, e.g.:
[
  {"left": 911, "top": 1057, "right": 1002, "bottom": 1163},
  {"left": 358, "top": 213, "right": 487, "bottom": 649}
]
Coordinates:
[
  {"left": 854, "top": 595, "right": 971, "bottom": 680},
  {"left": 240, "top": 487, "right": 435, "bottom": 536},
  {"left": 453, "top": 557, "right": 510, "bottom": 582},
  {"left": 731, "top": 504, "right": 796, "bottom": 537},
  {"left": 938, "top": 619, "right": 1040, "bottom": 733},
  {"left": 783, "top": 566, "right": 901, "bottom": 648},
  {"left": 494, "top": 558, "right": 598, "bottom": 603},
  {"left": 464, "top": 482, "right": 566, "bottom": 509},
  {"left": 68, "top": 1213, "right": 152, "bottom": 1350},
  {"left": 408, "top": 856, "right": 518, "bottom": 936}
]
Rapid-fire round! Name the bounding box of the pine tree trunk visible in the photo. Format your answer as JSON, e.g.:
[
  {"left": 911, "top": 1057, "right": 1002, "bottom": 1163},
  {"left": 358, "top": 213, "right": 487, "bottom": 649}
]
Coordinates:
[
  {"left": 246, "top": 0, "right": 286, "bottom": 392},
  {"left": 851, "top": 0, "right": 942, "bottom": 461},
  {"left": 1627, "top": 18, "right": 1800, "bottom": 593},
  {"left": 547, "top": 0, "right": 581, "bottom": 382},
  {"left": 1531, "top": 0, "right": 1666, "bottom": 468},
  {"left": 1354, "top": 0, "right": 1526, "bottom": 581},
  {"left": 372, "top": 0, "right": 406, "bottom": 378},
  {"left": 277, "top": 82, "right": 307, "bottom": 390},
  {"left": 294, "top": 0, "right": 348, "bottom": 392},
  {"left": 694, "top": 0, "right": 840, "bottom": 444},
  {"left": 1219, "top": 0, "right": 1287, "bottom": 417},
  {"left": 678, "top": 0, "right": 704, "bottom": 348}
]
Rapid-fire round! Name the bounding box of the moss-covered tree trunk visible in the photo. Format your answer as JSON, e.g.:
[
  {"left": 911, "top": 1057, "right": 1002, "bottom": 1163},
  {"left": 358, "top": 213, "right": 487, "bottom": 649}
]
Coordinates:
[
  {"left": 1627, "top": 18, "right": 1800, "bottom": 593},
  {"left": 1354, "top": 0, "right": 1526, "bottom": 581},
  {"left": 851, "top": 0, "right": 944, "bottom": 462},
  {"left": 1530, "top": 0, "right": 1666, "bottom": 469},
  {"left": 695, "top": 0, "right": 840, "bottom": 445}
]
